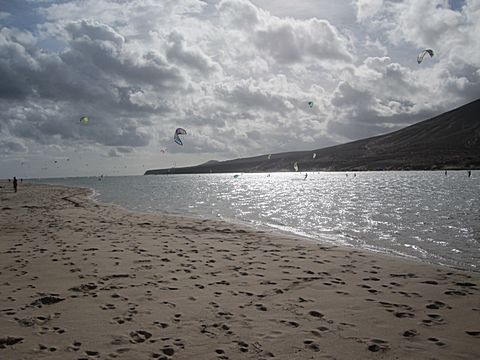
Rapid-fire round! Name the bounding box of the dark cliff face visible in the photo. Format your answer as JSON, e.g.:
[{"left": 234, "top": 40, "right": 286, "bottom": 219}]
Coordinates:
[{"left": 146, "top": 99, "right": 480, "bottom": 175}]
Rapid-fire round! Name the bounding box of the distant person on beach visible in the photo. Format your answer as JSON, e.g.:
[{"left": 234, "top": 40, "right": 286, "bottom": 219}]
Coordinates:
[
  {"left": 468, "top": 170, "right": 471, "bottom": 178},
  {"left": 444, "top": 170, "right": 447, "bottom": 176},
  {"left": 13, "top": 177, "right": 18, "bottom": 193},
  {"left": 304, "top": 173, "right": 308, "bottom": 180}
]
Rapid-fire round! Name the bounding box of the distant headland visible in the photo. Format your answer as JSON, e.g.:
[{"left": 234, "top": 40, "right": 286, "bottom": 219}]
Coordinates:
[{"left": 145, "top": 98, "right": 480, "bottom": 175}]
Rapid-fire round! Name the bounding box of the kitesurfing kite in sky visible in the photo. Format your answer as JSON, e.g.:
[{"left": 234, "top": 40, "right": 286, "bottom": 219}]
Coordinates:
[
  {"left": 417, "top": 49, "right": 434, "bottom": 64},
  {"left": 174, "top": 128, "right": 187, "bottom": 146},
  {"left": 79, "top": 116, "right": 89, "bottom": 124}
]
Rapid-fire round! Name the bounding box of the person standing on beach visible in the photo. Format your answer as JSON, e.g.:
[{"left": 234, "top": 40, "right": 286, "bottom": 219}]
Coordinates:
[
  {"left": 468, "top": 170, "right": 471, "bottom": 178},
  {"left": 13, "top": 176, "right": 18, "bottom": 193}
]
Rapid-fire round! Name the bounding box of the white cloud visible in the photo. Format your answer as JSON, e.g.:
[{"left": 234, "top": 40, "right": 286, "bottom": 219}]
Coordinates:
[{"left": 354, "top": 0, "right": 383, "bottom": 21}]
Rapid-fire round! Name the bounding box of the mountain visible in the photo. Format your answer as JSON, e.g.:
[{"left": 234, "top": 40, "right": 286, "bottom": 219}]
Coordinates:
[{"left": 145, "top": 99, "right": 480, "bottom": 174}]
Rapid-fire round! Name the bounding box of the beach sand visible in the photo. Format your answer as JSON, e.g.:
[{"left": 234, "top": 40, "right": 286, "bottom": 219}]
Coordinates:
[{"left": 0, "top": 182, "right": 479, "bottom": 359}]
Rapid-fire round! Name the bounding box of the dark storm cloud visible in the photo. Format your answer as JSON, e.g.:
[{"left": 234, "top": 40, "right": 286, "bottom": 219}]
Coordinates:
[
  {"left": 0, "top": 139, "right": 27, "bottom": 154},
  {"left": 0, "top": 18, "right": 188, "bottom": 150},
  {"left": 64, "top": 20, "right": 185, "bottom": 89}
]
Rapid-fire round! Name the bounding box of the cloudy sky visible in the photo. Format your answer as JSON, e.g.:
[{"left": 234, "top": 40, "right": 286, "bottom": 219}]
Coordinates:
[{"left": 1, "top": 0, "right": 479, "bottom": 178}]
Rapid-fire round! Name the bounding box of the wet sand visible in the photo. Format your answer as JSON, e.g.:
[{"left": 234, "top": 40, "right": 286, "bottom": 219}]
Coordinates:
[{"left": 1, "top": 182, "right": 479, "bottom": 359}]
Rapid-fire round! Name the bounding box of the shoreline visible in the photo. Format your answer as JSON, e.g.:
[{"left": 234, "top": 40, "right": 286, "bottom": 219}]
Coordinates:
[
  {"left": 35, "top": 178, "right": 479, "bottom": 274},
  {"left": 38, "top": 180, "right": 470, "bottom": 274},
  {"left": 1, "top": 182, "right": 479, "bottom": 359}
]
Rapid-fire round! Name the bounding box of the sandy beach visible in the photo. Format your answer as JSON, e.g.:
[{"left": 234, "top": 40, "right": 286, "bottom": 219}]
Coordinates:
[{"left": 0, "top": 182, "right": 479, "bottom": 359}]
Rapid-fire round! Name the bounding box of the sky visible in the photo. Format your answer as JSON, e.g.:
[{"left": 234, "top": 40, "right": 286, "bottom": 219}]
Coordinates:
[{"left": 0, "top": 0, "right": 479, "bottom": 178}]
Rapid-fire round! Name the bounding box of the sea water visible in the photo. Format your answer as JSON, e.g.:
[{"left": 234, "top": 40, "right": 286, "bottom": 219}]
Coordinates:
[{"left": 35, "top": 171, "right": 480, "bottom": 272}]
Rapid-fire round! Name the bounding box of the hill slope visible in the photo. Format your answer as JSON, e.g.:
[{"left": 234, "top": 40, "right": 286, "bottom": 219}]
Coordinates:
[{"left": 146, "top": 99, "right": 480, "bottom": 174}]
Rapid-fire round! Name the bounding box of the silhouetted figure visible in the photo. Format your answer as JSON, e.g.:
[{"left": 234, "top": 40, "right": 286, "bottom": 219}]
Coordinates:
[
  {"left": 8, "top": 178, "right": 11, "bottom": 182},
  {"left": 468, "top": 170, "right": 471, "bottom": 178},
  {"left": 444, "top": 170, "right": 447, "bottom": 176},
  {"left": 20, "top": 178, "right": 23, "bottom": 182},
  {"left": 13, "top": 177, "right": 17, "bottom": 193},
  {"left": 304, "top": 173, "right": 308, "bottom": 180}
]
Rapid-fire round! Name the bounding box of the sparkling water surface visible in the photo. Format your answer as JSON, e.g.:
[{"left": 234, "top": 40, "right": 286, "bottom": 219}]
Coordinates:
[{"left": 36, "top": 171, "right": 480, "bottom": 271}]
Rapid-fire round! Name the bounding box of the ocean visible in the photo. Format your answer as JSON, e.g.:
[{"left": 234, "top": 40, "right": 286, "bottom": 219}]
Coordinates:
[{"left": 34, "top": 170, "right": 480, "bottom": 272}]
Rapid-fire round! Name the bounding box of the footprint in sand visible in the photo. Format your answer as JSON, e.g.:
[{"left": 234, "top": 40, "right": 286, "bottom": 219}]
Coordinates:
[
  {"left": 100, "top": 303, "right": 116, "bottom": 310},
  {"left": 153, "top": 321, "right": 169, "bottom": 329},
  {"left": 280, "top": 320, "right": 299, "bottom": 328},
  {"left": 255, "top": 304, "right": 267, "bottom": 311},
  {"left": 85, "top": 349, "right": 100, "bottom": 357},
  {"left": 422, "top": 313, "right": 445, "bottom": 326},
  {"left": 215, "top": 348, "right": 226, "bottom": 356},
  {"left": 402, "top": 329, "right": 419, "bottom": 338},
  {"left": 0, "top": 337, "right": 23, "bottom": 349},
  {"left": 129, "top": 330, "right": 152, "bottom": 343},
  {"left": 235, "top": 340, "right": 249, "bottom": 353},
  {"left": 394, "top": 312, "right": 414, "bottom": 318},
  {"left": 29, "top": 295, "right": 65, "bottom": 308},
  {"left": 367, "top": 339, "right": 389, "bottom": 352},
  {"left": 426, "top": 301, "right": 449, "bottom": 310},
  {"left": 428, "top": 337, "right": 446, "bottom": 346},
  {"left": 303, "top": 339, "right": 320, "bottom": 352},
  {"left": 465, "top": 331, "right": 480, "bottom": 337},
  {"left": 308, "top": 310, "right": 324, "bottom": 318},
  {"left": 160, "top": 346, "right": 175, "bottom": 356}
]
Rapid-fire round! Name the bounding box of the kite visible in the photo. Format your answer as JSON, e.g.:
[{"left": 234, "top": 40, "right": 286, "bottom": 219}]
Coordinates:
[
  {"left": 308, "top": 101, "right": 314, "bottom": 108},
  {"left": 313, "top": 153, "right": 316, "bottom": 159},
  {"left": 293, "top": 162, "right": 299, "bottom": 172},
  {"left": 417, "top": 49, "right": 434, "bottom": 64},
  {"left": 79, "top": 116, "right": 89, "bottom": 124},
  {"left": 174, "top": 128, "right": 187, "bottom": 146}
]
